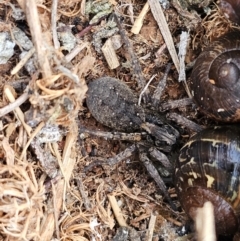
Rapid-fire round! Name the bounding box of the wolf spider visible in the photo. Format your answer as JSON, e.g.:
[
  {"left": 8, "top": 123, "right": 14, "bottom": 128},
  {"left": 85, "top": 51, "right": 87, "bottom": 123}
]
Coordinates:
[
  {"left": 80, "top": 14, "right": 196, "bottom": 210},
  {"left": 80, "top": 73, "right": 182, "bottom": 209}
]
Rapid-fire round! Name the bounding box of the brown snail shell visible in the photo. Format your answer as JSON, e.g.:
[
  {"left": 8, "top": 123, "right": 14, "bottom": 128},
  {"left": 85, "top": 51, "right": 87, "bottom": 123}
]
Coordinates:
[
  {"left": 174, "top": 126, "right": 240, "bottom": 236},
  {"left": 191, "top": 30, "right": 240, "bottom": 122},
  {"left": 219, "top": 0, "right": 240, "bottom": 25}
]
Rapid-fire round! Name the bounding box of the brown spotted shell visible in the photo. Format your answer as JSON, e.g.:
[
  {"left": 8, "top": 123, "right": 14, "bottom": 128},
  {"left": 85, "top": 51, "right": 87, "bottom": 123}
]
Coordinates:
[
  {"left": 191, "top": 30, "right": 240, "bottom": 122},
  {"left": 174, "top": 126, "right": 240, "bottom": 235}
]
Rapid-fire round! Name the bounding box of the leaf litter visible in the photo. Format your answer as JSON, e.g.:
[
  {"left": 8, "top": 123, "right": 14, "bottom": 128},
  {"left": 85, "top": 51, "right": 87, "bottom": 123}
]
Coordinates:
[{"left": 0, "top": 0, "right": 238, "bottom": 240}]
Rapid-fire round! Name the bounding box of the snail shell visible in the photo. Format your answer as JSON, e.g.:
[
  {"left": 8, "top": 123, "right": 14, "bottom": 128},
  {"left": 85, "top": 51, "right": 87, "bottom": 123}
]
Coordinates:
[
  {"left": 191, "top": 30, "right": 240, "bottom": 122},
  {"left": 219, "top": 0, "right": 240, "bottom": 25},
  {"left": 174, "top": 126, "right": 240, "bottom": 235}
]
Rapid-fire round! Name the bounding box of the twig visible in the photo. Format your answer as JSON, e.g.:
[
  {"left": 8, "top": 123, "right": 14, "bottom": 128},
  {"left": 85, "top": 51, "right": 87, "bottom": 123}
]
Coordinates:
[
  {"left": 148, "top": 0, "right": 180, "bottom": 73},
  {"left": 146, "top": 212, "right": 157, "bottom": 241},
  {"left": 166, "top": 217, "right": 182, "bottom": 227},
  {"left": 138, "top": 74, "right": 157, "bottom": 106},
  {"left": 76, "top": 177, "right": 92, "bottom": 211},
  {"left": 108, "top": 194, "right": 128, "bottom": 227},
  {"left": 52, "top": 181, "right": 60, "bottom": 240},
  {"left": 55, "top": 64, "right": 80, "bottom": 84},
  {"left": 65, "top": 42, "right": 88, "bottom": 62},
  {"left": 195, "top": 202, "right": 217, "bottom": 241},
  {"left": 11, "top": 47, "right": 35, "bottom": 75},
  {"left": 102, "top": 38, "right": 120, "bottom": 69},
  {"left": 0, "top": 91, "right": 29, "bottom": 117},
  {"left": 178, "top": 31, "right": 192, "bottom": 98},
  {"left": 131, "top": 2, "right": 149, "bottom": 34},
  {"left": 4, "top": 86, "right": 32, "bottom": 135},
  {"left": 51, "top": 0, "right": 60, "bottom": 49},
  {"left": 25, "top": 0, "right": 52, "bottom": 77}
]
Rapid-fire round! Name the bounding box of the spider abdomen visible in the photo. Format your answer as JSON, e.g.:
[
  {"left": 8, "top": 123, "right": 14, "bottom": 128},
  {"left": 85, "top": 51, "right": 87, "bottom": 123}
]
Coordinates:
[
  {"left": 86, "top": 77, "right": 145, "bottom": 132},
  {"left": 174, "top": 126, "right": 240, "bottom": 235}
]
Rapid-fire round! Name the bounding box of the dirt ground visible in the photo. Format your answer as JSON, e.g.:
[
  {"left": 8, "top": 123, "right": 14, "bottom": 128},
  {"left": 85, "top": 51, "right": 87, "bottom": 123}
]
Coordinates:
[{"left": 0, "top": 0, "right": 239, "bottom": 240}]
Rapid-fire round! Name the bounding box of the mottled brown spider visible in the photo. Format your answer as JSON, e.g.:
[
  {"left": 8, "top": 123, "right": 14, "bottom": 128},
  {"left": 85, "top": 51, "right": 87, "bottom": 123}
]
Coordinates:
[
  {"left": 81, "top": 74, "right": 180, "bottom": 209},
  {"left": 80, "top": 14, "right": 194, "bottom": 210}
]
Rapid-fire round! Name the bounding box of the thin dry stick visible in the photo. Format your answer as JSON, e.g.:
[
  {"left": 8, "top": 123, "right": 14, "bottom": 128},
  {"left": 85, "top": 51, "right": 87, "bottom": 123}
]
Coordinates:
[
  {"left": 0, "top": 91, "right": 29, "bottom": 117},
  {"left": 4, "top": 86, "right": 32, "bottom": 135},
  {"left": 131, "top": 2, "right": 149, "bottom": 34},
  {"left": 16, "top": 0, "right": 25, "bottom": 10},
  {"left": 148, "top": 0, "right": 180, "bottom": 73},
  {"left": 65, "top": 42, "right": 88, "bottom": 62},
  {"left": 40, "top": 128, "right": 77, "bottom": 240},
  {"left": 77, "top": 177, "right": 92, "bottom": 211},
  {"left": 146, "top": 212, "right": 157, "bottom": 241},
  {"left": 40, "top": 179, "right": 65, "bottom": 240},
  {"left": 52, "top": 181, "right": 60, "bottom": 240},
  {"left": 108, "top": 194, "right": 128, "bottom": 227},
  {"left": 11, "top": 47, "right": 35, "bottom": 75},
  {"left": 178, "top": 31, "right": 191, "bottom": 98},
  {"left": 25, "top": 0, "right": 52, "bottom": 77},
  {"left": 195, "top": 202, "right": 217, "bottom": 241},
  {"left": 51, "top": 0, "right": 60, "bottom": 49},
  {"left": 166, "top": 217, "right": 182, "bottom": 227},
  {"left": 138, "top": 74, "right": 157, "bottom": 105},
  {"left": 19, "top": 122, "right": 45, "bottom": 161}
]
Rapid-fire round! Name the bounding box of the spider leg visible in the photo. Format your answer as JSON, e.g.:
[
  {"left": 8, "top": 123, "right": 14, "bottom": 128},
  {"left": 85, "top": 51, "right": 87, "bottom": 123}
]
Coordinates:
[
  {"left": 167, "top": 112, "right": 203, "bottom": 132},
  {"left": 141, "top": 122, "right": 179, "bottom": 146},
  {"left": 160, "top": 98, "right": 194, "bottom": 111},
  {"left": 138, "top": 145, "right": 176, "bottom": 210},
  {"left": 80, "top": 127, "right": 146, "bottom": 141},
  {"left": 84, "top": 144, "right": 137, "bottom": 172},
  {"left": 149, "top": 147, "right": 173, "bottom": 172},
  {"left": 151, "top": 63, "right": 171, "bottom": 108},
  {"left": 113, "top": 13, "right": 150, "bottom": 104}
]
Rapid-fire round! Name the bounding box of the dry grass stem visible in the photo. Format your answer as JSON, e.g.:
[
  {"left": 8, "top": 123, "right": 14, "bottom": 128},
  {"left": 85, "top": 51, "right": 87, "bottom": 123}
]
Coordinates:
[
  {"left": 11, "top": 47, "right": 35, "bottom": 75},
  {"left": 148, "top": 0, "right": 180, "bottom": 72},
  {"left": 0, "top": 92, "right": 29, "bottom": 118},
  {"left": 195, "top": 202, "right": 216, "bottom": 241},
  {"left": 146, "top": 211, "right": 157, "bottom": 241},
  {"left": 25, "top": 0, "right": 52, "bottom": 77},
  {"left": 4, "top": 85, "right": 32, "bottom": 135},
  {"left": 51, "top": 0, "right": 60, "bottom": 49},
  {"left": 1, "top": 0, "right": 233, "bottom": 240},
  {"left": 108, "top": 194, "right": 128, "bottom": 227},
  {"left": 0, "top": 160, "right": 45, "bottom": 240},
  {"left": 131, "top": 2, "right": 150, "bottom": 34}
]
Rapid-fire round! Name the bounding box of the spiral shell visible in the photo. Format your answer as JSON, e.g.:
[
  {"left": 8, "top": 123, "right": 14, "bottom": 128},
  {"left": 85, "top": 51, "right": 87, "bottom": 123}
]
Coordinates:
[
  {"left": 219, "top": 0, "right": 240, "bottom": 25},
  {"left": 174, "top": 126, "right": 240, "bottom": 235},
  {"left": 191, "top": 30, "right": 240, "bottom": 122}
]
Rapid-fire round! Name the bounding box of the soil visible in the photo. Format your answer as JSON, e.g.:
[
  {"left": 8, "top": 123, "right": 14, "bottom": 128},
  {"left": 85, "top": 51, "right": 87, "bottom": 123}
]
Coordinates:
[{"left": 0, "top": 0, "right": 239, "bottom": 240}]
